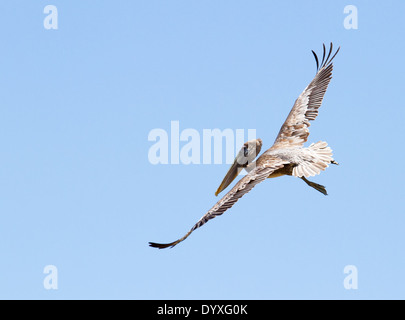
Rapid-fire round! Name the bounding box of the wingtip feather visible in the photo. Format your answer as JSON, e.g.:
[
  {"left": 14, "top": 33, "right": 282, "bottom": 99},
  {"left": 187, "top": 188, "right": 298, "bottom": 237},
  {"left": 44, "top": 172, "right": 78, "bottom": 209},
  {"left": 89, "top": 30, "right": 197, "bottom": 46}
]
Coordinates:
[
  {"left": 312, "top": 50, "right": 319, "bottom": 71},
  {"left": 149, "top": 241, "right": 177, "bottom": 249},
  {"left": 313, "top": 43, "right": 340, "bottom": 73}
]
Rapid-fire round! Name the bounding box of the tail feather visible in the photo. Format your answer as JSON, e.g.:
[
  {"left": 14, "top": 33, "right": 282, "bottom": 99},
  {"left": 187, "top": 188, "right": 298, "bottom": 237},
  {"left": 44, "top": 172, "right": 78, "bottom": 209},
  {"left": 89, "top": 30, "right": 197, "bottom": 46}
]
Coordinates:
[{"left": 292, "top": 141, "right": 334, "bottom": 178}]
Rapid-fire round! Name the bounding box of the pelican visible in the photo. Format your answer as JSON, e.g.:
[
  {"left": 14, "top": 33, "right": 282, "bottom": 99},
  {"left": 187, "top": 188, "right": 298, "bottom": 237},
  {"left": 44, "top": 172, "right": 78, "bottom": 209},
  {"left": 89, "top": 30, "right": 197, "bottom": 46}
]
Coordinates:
[{"left": 149, "top": 43, "right": 340, "bottom": 249}]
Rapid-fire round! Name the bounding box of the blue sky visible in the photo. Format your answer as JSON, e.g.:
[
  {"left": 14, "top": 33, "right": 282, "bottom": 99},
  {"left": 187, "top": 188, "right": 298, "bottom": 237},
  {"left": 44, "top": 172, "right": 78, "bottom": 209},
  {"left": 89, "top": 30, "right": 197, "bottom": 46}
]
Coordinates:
[{"left": 1, "top": 1, "right": 404, "bottom": 299}]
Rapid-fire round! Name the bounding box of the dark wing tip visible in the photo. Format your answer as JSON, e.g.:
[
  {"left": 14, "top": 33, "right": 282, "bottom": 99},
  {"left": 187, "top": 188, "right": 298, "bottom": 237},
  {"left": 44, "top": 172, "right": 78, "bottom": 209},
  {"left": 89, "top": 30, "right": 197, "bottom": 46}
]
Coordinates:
[
  {"left": 312, "top": 42, "right": 340, "bottom": 72},
  {"left": 320, "top": 43, "right": 326, "bottom": 68},
  {"left": 149, "top": 241, "right": 176, "bottom": 249},
  {"left": 324, "top": 42, "right": 333, "bottom": 66},
  {"left": 311, "top": 50, "right": 319, "bottom": 72},
  {"left": 328, "top": 45, "right": 340, "bottom": 65},
  {"left": 149, "top": 230, "right": 192, "bottom": 249}
]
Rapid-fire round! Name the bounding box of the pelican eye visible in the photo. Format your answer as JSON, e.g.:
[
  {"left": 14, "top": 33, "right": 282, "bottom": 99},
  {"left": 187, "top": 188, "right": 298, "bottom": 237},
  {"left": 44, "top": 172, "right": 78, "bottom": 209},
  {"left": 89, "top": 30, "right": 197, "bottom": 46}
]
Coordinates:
[{"left": 243, "top": 146, "right": 249, "bottom": 157}]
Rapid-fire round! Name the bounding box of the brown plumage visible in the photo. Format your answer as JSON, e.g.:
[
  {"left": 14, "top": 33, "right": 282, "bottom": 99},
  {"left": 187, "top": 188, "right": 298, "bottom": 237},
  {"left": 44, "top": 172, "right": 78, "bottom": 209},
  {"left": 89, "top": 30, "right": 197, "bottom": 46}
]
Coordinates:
[{"left": 149, "top": 43, "right": 340, "bottom": 249}]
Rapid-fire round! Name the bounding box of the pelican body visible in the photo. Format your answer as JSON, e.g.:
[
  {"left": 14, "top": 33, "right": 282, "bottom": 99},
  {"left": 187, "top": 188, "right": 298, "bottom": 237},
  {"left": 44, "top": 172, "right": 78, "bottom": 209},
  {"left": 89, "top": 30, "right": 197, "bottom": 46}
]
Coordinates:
[{"left": 150, "top": 43, "right": 340, "bottom": 249}]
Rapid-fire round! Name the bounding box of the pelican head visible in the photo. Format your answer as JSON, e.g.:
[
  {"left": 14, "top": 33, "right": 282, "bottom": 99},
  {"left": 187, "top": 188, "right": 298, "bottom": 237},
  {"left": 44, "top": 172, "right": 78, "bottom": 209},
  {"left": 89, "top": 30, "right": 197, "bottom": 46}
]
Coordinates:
[
  {"left": 235, "top": 138, "right": 262, "bottom": 166},
  {"left": 215, "top": 138, "right": 262, "bottom": 196}
]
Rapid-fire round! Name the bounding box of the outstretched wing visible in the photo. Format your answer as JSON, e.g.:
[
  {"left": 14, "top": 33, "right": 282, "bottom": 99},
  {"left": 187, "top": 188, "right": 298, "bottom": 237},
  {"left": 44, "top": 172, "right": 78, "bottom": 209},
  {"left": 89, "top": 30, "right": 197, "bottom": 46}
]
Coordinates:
[
  {"left": 149, "top": 156, "right": 286, "bottom": 249},
  {"left": 271, "top": 43, "right": 340, "bottom": 150}
]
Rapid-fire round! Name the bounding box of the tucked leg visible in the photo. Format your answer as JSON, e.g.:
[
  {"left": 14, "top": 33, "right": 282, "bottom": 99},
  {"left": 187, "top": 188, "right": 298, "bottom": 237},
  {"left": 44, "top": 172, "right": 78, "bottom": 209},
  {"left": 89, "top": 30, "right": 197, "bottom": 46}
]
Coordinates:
[{"left": 300, "top": 176, "right": 328, "bottom": 196}]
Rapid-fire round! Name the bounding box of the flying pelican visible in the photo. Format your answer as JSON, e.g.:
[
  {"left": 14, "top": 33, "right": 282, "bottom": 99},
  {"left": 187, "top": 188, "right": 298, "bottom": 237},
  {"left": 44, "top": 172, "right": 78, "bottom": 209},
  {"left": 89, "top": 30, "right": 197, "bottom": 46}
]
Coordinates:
[{"left": 149, "top": 43, "right": 340, "bottom": 249}]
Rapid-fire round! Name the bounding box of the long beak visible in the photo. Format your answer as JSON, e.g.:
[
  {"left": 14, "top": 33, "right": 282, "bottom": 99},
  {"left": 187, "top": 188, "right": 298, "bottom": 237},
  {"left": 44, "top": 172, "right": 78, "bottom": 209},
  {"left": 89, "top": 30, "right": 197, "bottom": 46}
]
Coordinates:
[{"left": 215, "top": 161, "right": 243, "bottom": 196}]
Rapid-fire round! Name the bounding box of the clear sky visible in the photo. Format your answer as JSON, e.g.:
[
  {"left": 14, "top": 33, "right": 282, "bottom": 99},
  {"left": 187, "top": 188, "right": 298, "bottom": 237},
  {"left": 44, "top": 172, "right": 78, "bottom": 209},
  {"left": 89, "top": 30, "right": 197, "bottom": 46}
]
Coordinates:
[{"left": 1, "top": 1, "right": 404, "bottom": 299}]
